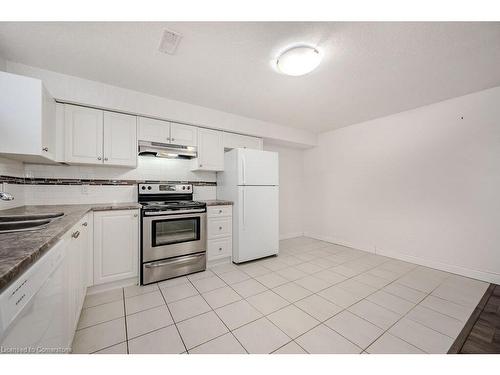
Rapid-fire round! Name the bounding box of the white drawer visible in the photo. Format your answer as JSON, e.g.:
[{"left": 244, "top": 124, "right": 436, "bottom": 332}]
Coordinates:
[
  {"left": 207, "top": 217, "right": 232, "bottom": 239},
  {"left": 207, "top": 205, "right": 232, "bottom": 218},
  {"left": 207, "top": 238, "right": 232, "bottom": 260}
]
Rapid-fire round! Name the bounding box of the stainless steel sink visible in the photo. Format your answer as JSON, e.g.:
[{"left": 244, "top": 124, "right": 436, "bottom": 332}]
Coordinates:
[
  {"left": 0, "top": 219, "right": 52, "bottom": 233},
  {"left": 0, "top": 212, "right": 64, "bottom": 233},
  {"left": 0, "top": 212, "right": 64, "bottom": 222}
]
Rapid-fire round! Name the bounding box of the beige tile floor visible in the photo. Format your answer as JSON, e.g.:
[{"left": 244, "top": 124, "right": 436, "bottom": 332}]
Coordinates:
[{"left": 72, "top": 237, "right": 489, "bottom": 354}]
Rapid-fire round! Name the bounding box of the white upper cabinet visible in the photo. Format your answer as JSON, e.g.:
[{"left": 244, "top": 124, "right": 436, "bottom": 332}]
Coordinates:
[
  {"left": 0, "top": 71, "right": 56, "bottom": 163},
  {"left": 223, "top": 132, "right": 263, "bottom": 150},
  {"left": 193, "top": 128, "right": 224, "bottom": 171},
  {"left": 103, "top": 112, "right": 137, "bottom": 167},
  {"left": 138, "top": 117, "right": 169, "bottom": 143},
  {"left": 64, "top": 104, "right": 137, "bottom": 167},
  {"left": 138, "top": 117, "right": 197, "bottom": 147},
  {"left": 65, "top": 105, "right": 103, "bottom": 164},
  {"left": 170, "top": 122, "right": 197, "bottom": 147}
]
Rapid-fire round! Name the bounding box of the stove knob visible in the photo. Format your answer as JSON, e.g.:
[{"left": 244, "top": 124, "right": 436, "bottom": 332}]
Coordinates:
[
  {"left": 182, "top": 186, "right": 186, "bottom": 190},
  {"left": 141, "top": 186, "right": 146, "bottom": 190},
  {"left": 147, "top": 186, "right": 152, "bottom": 190},
  {"left": 187, "top": 186, "right": 191, "bottom": 190}
]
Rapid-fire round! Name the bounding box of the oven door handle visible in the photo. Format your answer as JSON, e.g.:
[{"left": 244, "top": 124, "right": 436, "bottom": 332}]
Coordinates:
[
  {"left": 143, "top": 209, "right": 206, "bottom": 216},
  {"left": 144, "top": 254, "right": 204, "bottom": 268}
]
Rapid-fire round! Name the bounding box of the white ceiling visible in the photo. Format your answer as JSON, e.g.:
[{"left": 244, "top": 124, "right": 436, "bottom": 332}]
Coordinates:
[{"left": 1, "top": 22, "right": 500, "bottom": 133}]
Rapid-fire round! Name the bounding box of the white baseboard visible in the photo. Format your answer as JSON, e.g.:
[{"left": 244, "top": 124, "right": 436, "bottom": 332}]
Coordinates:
[
  {"left": 207, "top": 256, "right": 232, "bottom": 267},
  {"left": 376, "top": 247, "right": 500, "bottom": 285},
  {"left": 303, "top": 231, "right": 500, "bottom": 284},
  {"left": 279, "top": 232, "right": 304, "bottom": 240},
  {"left": 303, "top": 232, "right": 376, "bottom": 255},
  {"left": 86, "top": 277, "right": 138, "bottom": 295}
]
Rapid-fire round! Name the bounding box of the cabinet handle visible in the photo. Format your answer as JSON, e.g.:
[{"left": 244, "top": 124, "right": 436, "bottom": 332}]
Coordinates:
[
  {"left": 171, "top": 138, "right": 175, "bottom": 142},
  {"left": 219, "top": 247, "right": 222, "bottom": 251},
  {"left": 42, "top": 147, "right": 48, "bottom": 152},
  {"left": 15, "top": 293, "right": 26, "bottom": 306},
  {"left": 97, "top": 157, "right": 102, "bottom": 161},
  {"left": 104, "top": 157, "right": 108, "bottom": 161},
  {"left": 72, "top": 231, "right": 80, "bottom": 239},
  {"left": 10, "top": 279, "right": 27, "bottom": 298},
  {"left": 199, "top": 164, "right": 203, "bottom": 167},
  {"left": 82, "top": 222, "right": 88, "bottom": 227},
  {"left": 219, "top": 226, "right": 222, "bottom": 230},
  {"left": 218, "top": 209, "right": 222, "bottom": 214}
]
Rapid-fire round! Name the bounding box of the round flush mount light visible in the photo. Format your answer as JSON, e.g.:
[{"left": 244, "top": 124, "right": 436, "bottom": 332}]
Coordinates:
[{"left": 276, "top": 45, "right": 322, "bottom": 76}]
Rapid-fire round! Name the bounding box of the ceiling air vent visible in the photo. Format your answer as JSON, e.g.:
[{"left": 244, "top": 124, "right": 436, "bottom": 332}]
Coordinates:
[{"left": 158, "top": 29, "right": 182, "bottom": 55}]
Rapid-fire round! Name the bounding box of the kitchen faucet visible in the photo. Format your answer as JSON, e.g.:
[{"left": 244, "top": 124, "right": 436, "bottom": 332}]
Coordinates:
[{"left": 0, "top": 191, "right": 14, "bottom": 201}]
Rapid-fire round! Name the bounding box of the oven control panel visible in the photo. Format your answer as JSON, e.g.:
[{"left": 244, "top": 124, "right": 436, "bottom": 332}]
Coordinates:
[{"left": 139, "top": 183, "right": 192, "bottom": 194}]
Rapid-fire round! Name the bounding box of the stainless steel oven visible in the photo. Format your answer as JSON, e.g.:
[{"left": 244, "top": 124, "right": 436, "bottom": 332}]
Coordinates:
[
  {"left": 142, "top": 211, "right": 206, "bottom": 262},
  {"left": 139, "top": 183, "right": 207, "bottom": 285}
]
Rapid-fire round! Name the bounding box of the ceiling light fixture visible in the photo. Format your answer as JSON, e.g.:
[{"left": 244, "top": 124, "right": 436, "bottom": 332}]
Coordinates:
[{"left": 276, "top": 45, "right": 322, "bottom": 76}]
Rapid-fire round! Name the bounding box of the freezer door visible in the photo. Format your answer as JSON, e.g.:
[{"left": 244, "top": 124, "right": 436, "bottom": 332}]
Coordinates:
[
  {"left": 234, "top": 186, "right": 279, "bottom": 263},
  {"left": 237, "top": 149, "right": 279, "bottom": 186}
]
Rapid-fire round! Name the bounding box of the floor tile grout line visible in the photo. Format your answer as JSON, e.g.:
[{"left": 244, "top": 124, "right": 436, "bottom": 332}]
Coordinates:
[
  {"left": 157, "top": 282, "right": 188, "bottom": 354},
  {"left": 89, "top": 340, "right": 128, "bottom": 354},
  {"left": 82, "top": 295, "right": 125, "bottom": 310},
  {"left": 418, "top": 294, "right": 477, "bottom": 321},
  {"left": 121, "top": 288, "right": 130, "bottom": 354},
  {"left": 356, "top": 271, "right": 458, "bottom": 353},
  {"left": 126, "top": 321, "right": 177, "bottom": 342},
  {"left": 270, "top": 253, "right": 443, "bottom": 352},
  {"left": 79, "top": 236, "right": 484, "bottom": 354},
  {"left": 186, "top": 277, "right": 250, "bottom": 354},
  {"left": 192, "top": 269, "right": 311, "bottom": 353}
]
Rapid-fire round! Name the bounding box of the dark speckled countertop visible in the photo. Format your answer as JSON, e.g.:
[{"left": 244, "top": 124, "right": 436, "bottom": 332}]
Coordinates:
[
  {"left": 201, "top": 200, "right": 234, "bottom": 206},
  {"left": 0, "top": 203, "right": 141, "bottom": 293}
]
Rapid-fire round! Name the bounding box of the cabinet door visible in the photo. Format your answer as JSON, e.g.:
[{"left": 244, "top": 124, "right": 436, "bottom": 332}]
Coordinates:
[
  {"left": 196, "top": 128, "right": 224, "bottom": 171},
  {"left": 64, "top": 104, "right": 103, "bottom": 164},
  {"left": 80, "top": 215, "right": 93, "bottom": 288},
  {"left": 223, "top": 132, "right": 263, "bottom": 150},
  {"left": 93, "top": 210, "right": 139, "bottom": 285},
  {"left": 137, "top": 117, "right": 169, "bottom": 143},
  {"left": 103, "top": 112, "right": 137, "bottom": 167},
  {"left": 41, "top": 85, "right": 56, "bottom": 160},
  {"left": 66, "top": 228, "right": 82, "bottom": 333},
  {"left": 170, "top": 122, "right": 197, "bottom": 147}
]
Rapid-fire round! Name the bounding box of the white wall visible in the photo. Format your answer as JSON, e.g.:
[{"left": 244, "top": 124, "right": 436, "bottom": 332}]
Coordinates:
[
  {"left": 304, "top": 86, "right": 500, "bottom": 283},
  {"left": 264, "top": 142, "right": 305, "bottom": 240},
  {"left": 5, "top": 61, "right": 316, "bottom": 148},
  {"left": 0, "top": 55, "right": 6, "bottom": 71}
]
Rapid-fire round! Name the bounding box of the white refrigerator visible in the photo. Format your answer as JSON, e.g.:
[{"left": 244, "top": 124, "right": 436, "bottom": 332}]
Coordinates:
[{"left": 217, "top": 148, "right": 279, "bottom": 263}]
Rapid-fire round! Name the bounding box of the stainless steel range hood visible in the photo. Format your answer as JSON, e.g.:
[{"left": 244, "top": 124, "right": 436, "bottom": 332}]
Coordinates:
[{"left": 138, "top": 141, "right": 197, "bottom": 159}]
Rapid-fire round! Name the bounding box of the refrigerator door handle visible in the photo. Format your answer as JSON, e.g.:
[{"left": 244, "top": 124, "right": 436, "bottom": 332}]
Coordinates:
[
  {"left": 242, "top": 188, "right": 245, "bottom": 229},
  {"left": 242, "top": 155, "right": 246, "bottom": 185}
]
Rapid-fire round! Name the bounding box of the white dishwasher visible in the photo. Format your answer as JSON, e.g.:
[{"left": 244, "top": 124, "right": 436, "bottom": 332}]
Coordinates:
[{"left": 0, "top": 238, "right": 69, "bottom": 353}]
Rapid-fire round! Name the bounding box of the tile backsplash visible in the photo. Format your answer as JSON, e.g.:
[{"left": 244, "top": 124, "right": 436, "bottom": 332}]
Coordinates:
[
  {"left": 0, "top": 157, "right": 24, "bottom": 178},
  {"left": 0, "top": 156, "right": 217, "bottom": 207}
]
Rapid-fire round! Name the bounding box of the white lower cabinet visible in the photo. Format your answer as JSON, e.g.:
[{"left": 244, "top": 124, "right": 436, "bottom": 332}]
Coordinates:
[
  {"left": 206, "top": 205, "right": 233, "bottom": 262},
  {"left": 66, "top": 214, "right": 91, "bottom": 336},
  {"left": 93, "top": 209, "right": 139, "bottom": 285},
  {"left": 0, "top": 214, "right": 91, "bottom": 351}
]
